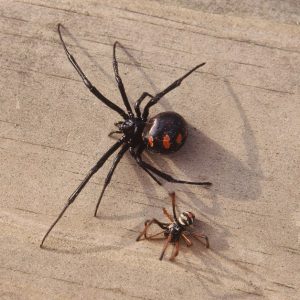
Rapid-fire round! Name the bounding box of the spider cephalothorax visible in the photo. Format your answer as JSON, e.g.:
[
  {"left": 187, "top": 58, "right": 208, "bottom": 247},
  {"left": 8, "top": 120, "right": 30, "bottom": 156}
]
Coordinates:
[
  {"left": 137, "top": 192, "right": 209, "bottom": 261},
  {"left": 114, "top": 118, "right": 144, "bottom": 142},
  {"left": 40, "top": 24, "right": 211, "bottom": 248}
]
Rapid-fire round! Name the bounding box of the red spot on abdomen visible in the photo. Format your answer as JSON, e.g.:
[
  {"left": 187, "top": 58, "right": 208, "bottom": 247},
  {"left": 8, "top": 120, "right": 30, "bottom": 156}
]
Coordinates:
[
  {"left": 163, "top": 135, "right": 171, "bottom": 149},
  {"left": 176, "top": 133, "right": 183, "bottom": 144},
  {"left": 148, "top": 136, "right": 154, "bottom": 147}
]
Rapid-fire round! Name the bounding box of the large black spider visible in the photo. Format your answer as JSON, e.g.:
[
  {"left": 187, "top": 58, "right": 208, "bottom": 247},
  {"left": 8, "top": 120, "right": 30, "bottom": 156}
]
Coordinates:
[{"left": 40, "top": 24, "right": 211, "bottom": 247}]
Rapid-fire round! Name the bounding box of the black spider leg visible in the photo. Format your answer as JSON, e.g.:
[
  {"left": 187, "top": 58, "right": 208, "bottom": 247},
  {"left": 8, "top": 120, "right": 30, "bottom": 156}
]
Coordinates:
[
  {"left": 134, "top": 92, "right": 154, "bottom": 118},
  {"left": 108, "top": 130, "right": 122, "bottom": 138},
  {"left": 139, "top": 165, "right": 162, "bottom": 186},
  {"left": 40, "top": 139, "right": 124, "bottom": 248},
  {"left": 129, "top": 147, "right": 162, "bottom": 186},
  {"left": 57, "top": 24, "right": 128, "bottom": 119},
  {"left": 113, "top": 42, "right": 134, "bottom": 118},
  {"left": 135, "top": 153, "right": 212, "bottom": 186},
  {"left": 94, "top": 144, "right": 129, "bottom": 217},
  {"left": 142, "top": 63, "right": 206, "bottom": 120}
]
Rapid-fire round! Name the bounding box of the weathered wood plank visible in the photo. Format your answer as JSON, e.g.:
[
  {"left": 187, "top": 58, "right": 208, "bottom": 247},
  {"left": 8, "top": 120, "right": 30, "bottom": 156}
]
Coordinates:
[{"left": 0, "top": 0, "right": 299, "bottom": 299}]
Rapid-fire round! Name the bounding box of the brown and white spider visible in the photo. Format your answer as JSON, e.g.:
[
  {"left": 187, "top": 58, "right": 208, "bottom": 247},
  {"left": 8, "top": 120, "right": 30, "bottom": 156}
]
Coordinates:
[{"left": 136, "top": 192, "right": 209, "bottom": 261}]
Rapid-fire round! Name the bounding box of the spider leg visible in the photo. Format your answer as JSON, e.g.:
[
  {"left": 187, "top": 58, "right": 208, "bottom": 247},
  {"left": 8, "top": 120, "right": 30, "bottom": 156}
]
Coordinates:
[
  {"left": 136, "top": 162, "right": 162, "bottom": 186},
  {"left": 108, "top": 130, "right": 122, "bottom": 139},
  {"left": 57, "top": 24, "right": 127, "bottom": 119},
  {"left": 40, "top": 139, "right": 124, "bottom": 248},
  {"left": 136, "top": 222, "right": 149, "bottom": 242},
  {"left": 136, "top": 218, "right": 168, "bottom": 241},
  {"left": 142, "top": 63, "right": 206, "bottom": 120},
  {"left": 136, "top": 155, "right": 212, "bottom": 186},
  {"left": 129, "top": 148, "right": 162, "bottom": 185},
  {"left": 163, "top": 208, "right": 174, "bottom": 222},
  {"left": 94, "top": 144, "right": 129, "bottom": 217},
  {"left": 113, "top": 42, "right": 134, "bottom": 117},
  {"left": 145, "top": 230, "right": 166, "bottom": 240},
  {"left": 169, "top": 192, "right": 179, "bottom": 222},
  {"left": 182, "top": 233, "right": 193, "bottom": 247},
  {"left": 190, "top": 232, "right": 210, "bottom": 248},
  {"left": 134, "top": 92, "right": 154, "bottom": 118},
  {"left": 159, "top": 234, "right": 172, "bottom": 261},
  {"left": 170, "top": 241, "right": 180, "bottom": 261}
]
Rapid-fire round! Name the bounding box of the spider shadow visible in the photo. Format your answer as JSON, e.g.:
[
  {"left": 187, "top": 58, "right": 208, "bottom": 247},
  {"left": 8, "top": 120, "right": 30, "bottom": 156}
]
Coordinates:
[
  {"left": 173, "top": 246, "right": 265, "bottom": 298},
  {"left": 143, "top": 79, "right": 262, "bottom": 211},
  {"left": 154, "top": 219, "right": 264, "bottom": 298},
  {"left": 134, "top": 220, "right": 264, "bottom": 298},
  {"left": 122, "top": 78, "right": 263, "bottom": 289},
  {"left": 138, "top": 80, "right": 264, "bottom": 297},
  {"left": 41, "top": 244, "right": 117, "bottom": 255}
]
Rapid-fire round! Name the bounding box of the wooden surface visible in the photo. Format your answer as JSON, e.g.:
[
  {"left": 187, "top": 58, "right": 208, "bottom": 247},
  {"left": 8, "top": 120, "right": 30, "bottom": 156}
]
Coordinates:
[{"left": 1, "top": 1, "right": 299, "bottom": 299}]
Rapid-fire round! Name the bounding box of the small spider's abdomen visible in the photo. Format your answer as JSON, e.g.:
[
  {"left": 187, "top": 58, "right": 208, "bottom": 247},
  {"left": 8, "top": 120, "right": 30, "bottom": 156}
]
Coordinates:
[{"left": 143, "top": 112, "right": 188, "bottom": 154}]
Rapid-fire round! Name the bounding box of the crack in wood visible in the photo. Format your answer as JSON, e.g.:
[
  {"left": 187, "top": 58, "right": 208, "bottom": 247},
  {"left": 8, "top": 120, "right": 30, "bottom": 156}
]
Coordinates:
[{"left": 0, "top": 135, "right": 88, "bottom": 157}]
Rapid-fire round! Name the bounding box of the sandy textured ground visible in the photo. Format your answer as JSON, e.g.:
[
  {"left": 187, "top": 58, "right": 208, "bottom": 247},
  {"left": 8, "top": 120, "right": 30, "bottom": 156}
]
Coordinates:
[{"left": 0, "top": 0, "right": 299, "bottom": 299}]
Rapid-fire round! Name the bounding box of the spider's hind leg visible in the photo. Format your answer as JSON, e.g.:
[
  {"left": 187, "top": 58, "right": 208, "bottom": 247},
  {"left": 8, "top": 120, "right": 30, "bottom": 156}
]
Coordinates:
[
  {"left": 169, "top": 241, "right": 179, "bottom": 261},
  {"left": 136, "top": 155, "right": 212, "bottom": 186},
  {"left": 159, "top": 234, "right": 172, "bottom": 261}
]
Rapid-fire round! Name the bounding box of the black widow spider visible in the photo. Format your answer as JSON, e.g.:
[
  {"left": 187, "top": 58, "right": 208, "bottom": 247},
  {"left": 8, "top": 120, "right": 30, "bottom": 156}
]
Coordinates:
[
  {"left": 136, "top": 192, "right": 209, "bottom": 261},
  {"left": 40, "top": 24, "right": 211, "bottom": 247}
]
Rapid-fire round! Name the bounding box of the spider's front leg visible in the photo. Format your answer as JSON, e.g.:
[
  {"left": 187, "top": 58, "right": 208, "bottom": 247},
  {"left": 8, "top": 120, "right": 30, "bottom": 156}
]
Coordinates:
[
  {"left": 134, "top": 92, "right": 154, "bottom": 118},
  {"left": 57, "top": 24, "right": 127, "bottom": 119},
  {"left": 142, "top": 63, "right": 206, "bottom": 120},
  {"left": 113, "top": 41, "right": 134, "bottom": 117}
]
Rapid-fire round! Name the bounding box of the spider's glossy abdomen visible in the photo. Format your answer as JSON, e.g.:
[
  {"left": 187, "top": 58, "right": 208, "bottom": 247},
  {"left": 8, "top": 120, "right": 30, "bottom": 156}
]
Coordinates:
[{"left": 142, "top": 111, "right": 188, "bottom": 154}]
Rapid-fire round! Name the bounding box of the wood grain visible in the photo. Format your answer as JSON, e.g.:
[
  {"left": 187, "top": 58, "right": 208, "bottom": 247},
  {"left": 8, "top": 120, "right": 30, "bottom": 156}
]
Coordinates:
[{"left": 0, "top": 0, "right": 299, "bottom": 299}]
